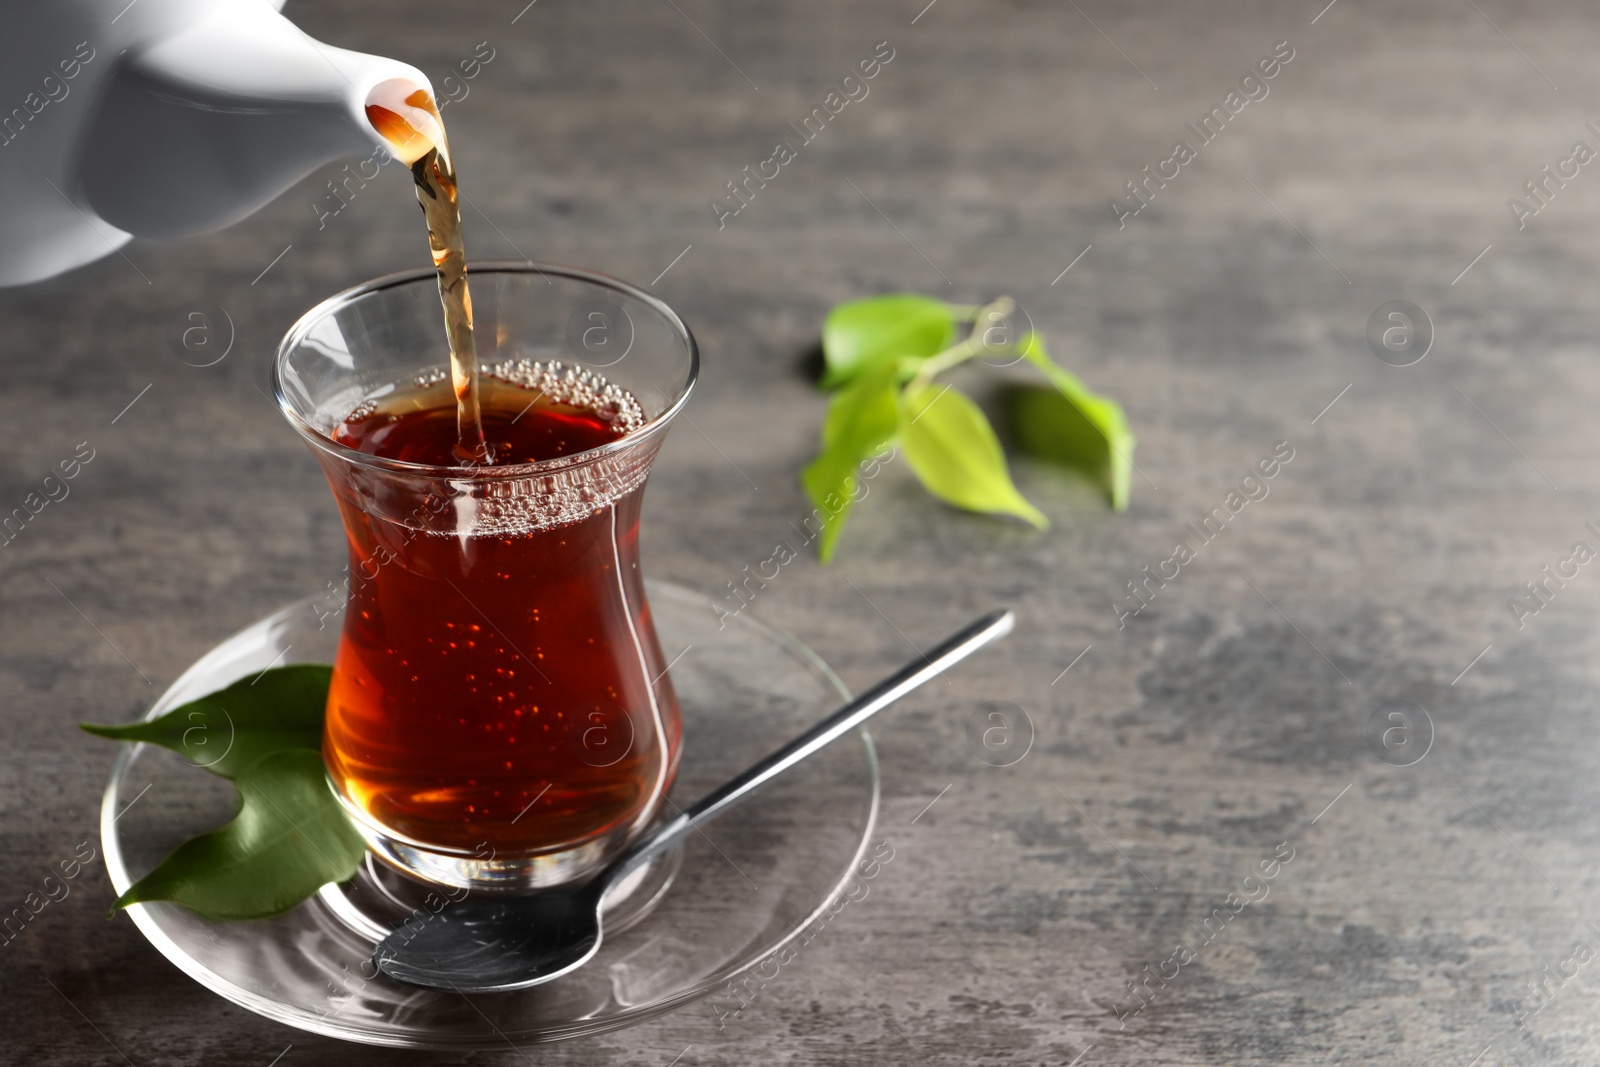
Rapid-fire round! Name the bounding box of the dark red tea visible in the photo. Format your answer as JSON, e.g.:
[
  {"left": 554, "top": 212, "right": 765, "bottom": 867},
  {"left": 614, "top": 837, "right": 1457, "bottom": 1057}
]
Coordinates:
[{"left": 321, "top": 367, "right": 680, "bottom": 858}]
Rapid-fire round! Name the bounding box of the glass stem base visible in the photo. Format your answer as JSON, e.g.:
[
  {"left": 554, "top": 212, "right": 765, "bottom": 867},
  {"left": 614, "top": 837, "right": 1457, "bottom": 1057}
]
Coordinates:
[{"left": 333, "top": 786, "right": 639, "bottom": 892}]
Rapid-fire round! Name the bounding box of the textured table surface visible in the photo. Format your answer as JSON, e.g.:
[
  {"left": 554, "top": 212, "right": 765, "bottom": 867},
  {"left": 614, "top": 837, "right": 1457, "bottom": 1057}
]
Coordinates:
[{"left": 5, "top": 0, "right": 1600, "bottom": 1063}]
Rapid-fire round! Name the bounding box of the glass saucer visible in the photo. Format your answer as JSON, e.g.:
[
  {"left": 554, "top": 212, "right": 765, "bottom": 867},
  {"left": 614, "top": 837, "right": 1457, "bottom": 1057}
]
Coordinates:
[{"left": 99, "top": 581, "right": 878, "bottom": 1048}]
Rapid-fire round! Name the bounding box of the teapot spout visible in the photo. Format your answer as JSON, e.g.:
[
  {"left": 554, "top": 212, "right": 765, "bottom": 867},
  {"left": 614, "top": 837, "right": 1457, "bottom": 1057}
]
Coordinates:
[{"left": 77, "top": 1, "right": 430, "bottom": 239}]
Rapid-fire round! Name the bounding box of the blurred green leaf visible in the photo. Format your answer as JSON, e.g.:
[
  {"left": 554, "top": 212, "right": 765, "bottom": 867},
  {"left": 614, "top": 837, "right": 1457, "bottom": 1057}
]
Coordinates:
[
  {"left": 821, "top": 295, "right": 954, "bottom": 389},
  {"left": 1014, "top": 333, "right": 1135, "bottom": 511},
  {"left": 898, "top": 385, "right": 1047, "bottom": 529},
  {"left": 802, "top": 362, "right": 901, "bottom": 561},
  {"left": 802, "top": 295, "right": 1134, "bottom": 560}
]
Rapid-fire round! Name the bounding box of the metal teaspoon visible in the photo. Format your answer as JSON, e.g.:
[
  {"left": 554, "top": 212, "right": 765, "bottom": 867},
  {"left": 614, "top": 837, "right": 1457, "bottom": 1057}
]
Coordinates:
[{"left": 373, "top": 608, "right": 1015, "bottom": 992}]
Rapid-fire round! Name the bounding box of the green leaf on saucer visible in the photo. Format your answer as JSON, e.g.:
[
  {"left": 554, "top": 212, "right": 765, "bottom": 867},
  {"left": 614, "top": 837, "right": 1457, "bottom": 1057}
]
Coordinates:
[
  {"left": 83, "top": 665, "right": 363, "bottom": 920},
  {"left": 802, "top": 362, "right": 902, "bottom": 561},
  {"left": 898, "top": 385, "right": 1048, "bottom": 529},
  {"left": 111, "top": 748, "right": 366, "bottom": 920},
  {"left": 821, "top": 294, "right": 954, "bottom": 389},
  {"left": 82, "top": 664, "right": 331, "bottom": 779},
  {"left": 1014, "top": 332, "right": 1135, "bottom": 511}
]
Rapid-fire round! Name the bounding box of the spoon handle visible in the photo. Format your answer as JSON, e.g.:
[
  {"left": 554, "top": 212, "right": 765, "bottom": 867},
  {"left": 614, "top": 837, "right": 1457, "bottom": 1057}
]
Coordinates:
[{"left": 616, "top": 608, "right": 1015, "bottom": 875}]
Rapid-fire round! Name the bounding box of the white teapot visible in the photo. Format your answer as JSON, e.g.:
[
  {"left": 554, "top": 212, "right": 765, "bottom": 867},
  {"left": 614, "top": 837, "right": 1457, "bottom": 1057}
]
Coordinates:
[{"left": 0, "top": 0, "right": 433, "bottom": 286}]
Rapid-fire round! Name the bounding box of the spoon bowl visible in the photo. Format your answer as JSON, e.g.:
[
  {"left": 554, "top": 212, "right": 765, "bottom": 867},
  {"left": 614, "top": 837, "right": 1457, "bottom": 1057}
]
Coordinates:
[{"left": 376, "top": 881, "right": 606, "bottom": 992}]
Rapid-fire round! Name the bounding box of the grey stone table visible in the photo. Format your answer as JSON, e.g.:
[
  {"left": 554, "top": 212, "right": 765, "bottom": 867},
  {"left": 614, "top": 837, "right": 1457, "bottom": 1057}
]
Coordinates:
[{"left": 4, "top": 0, "right": 1599, "bottom": 1062}]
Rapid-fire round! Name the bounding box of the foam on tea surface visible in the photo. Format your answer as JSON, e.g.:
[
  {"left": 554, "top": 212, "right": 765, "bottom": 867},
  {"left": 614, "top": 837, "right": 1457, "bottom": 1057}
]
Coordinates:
[
  {"left": 484, "top": 360, "right": 647, "bottom": 436},
  {"left": 332, "top": 365, "right": 655, "bottom": 536}
]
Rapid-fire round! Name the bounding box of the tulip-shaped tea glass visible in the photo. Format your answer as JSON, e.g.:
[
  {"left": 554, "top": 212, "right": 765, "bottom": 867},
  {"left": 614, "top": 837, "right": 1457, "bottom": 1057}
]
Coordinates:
[{"left": 274, "top": 263, "right": 696, "bottom": 891}]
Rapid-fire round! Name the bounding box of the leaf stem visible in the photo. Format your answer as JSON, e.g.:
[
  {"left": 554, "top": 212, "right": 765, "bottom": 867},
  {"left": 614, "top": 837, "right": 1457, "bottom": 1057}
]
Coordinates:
[{"left": 907, "top": 296, "right": 1016, "bottom": 394}]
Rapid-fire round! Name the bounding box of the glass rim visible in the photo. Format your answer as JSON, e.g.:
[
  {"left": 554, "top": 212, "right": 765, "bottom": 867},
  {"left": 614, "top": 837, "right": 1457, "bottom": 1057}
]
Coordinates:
[{"left": 271, "top": 260, "right": 699, "bottom": 480}]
